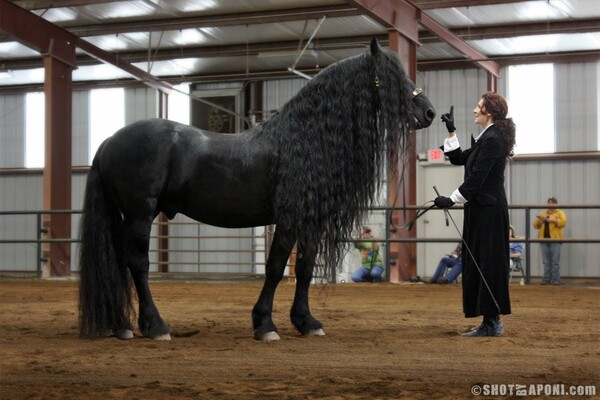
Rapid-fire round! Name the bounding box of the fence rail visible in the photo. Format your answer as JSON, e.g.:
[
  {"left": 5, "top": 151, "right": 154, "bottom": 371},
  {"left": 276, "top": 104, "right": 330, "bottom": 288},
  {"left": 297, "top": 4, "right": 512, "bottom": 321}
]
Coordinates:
[{"left": 1, "top": 204, "right": 599, "bottom": 282}]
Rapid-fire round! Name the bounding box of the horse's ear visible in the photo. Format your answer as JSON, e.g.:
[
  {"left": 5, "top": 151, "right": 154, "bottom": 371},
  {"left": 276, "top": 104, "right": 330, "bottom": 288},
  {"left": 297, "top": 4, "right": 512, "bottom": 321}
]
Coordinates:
[{"left": 370, "top": 38, "right": 380, "bottom": 55}]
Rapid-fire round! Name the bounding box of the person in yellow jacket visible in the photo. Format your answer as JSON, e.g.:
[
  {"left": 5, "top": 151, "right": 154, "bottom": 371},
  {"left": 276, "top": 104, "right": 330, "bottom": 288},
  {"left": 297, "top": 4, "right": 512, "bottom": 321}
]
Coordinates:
[{"left": 533, "top": 197, "right": 567, "bottom": 285}]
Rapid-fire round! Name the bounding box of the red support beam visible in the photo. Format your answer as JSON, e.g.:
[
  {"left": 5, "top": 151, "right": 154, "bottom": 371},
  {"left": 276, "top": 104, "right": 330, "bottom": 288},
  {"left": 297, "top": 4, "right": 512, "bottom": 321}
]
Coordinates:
[
  {"left": 2, "top": 0, "right": 77, "bottom": 276},
  {"left": 42, "top": 55, "right": 73, "bottom": 276},
  {"left": 0, "top": 0, "right": 76, "bottom": 67},
  {"left": 1, "top": 0, "right": 174, "bottom": 276},
  {"left": 349, "top": 0, "right": 500, "bottom": 77},
  {"left": 349, "top": 0, "right": 420, "bottom": 44},
  {"left": 0, "top": 0, "right": 173, "bottom": 92},
  {"left": 418, "top": 12, "right": 500, "bottom": 76},
  {"left": 387, "top": 31, "right": 418, "bottom": 282},
  {"left": 487, "top": 72, "right": 497, "bottom": 92},
  {"left": 157, "top": 90, "right": 169, "bottom": 273}
]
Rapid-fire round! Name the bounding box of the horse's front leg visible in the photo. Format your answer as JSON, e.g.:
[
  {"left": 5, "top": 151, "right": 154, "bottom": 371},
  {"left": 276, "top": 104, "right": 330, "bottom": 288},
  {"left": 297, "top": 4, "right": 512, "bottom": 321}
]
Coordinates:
[
  {"left": 290, "top": 243, "right": 325, "bottom": 336},
  {"left": 124, "top": 216, "right": 171, "bottom": 340},
  {"left": 252, "top": 229, "right": 295, "bottom": 341}
]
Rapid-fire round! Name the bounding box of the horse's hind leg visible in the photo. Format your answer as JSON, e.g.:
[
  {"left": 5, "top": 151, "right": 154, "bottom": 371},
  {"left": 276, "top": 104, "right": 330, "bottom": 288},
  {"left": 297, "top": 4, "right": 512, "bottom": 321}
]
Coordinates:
[
  {"left": 290, "top": 243, "right": 324, "bottom": 336},
  {"left": 252, "top": 229, "right": 295, "bottom": 341},
  {"left": 123, "top": 216, "right": 171, "bottom": 340}
]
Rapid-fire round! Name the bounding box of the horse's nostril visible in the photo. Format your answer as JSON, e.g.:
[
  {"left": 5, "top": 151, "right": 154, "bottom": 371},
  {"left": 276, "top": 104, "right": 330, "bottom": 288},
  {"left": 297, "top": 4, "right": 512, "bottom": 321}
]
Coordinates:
[{"left": 427, "top": 109, "right": 436, "bottom": 121}]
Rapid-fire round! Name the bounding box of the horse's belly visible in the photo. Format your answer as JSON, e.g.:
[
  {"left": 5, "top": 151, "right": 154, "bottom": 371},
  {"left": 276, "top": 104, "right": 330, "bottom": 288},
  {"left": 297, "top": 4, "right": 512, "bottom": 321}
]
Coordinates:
[{"left": 180, "top": 197, "right": 274, "bottom": 228}]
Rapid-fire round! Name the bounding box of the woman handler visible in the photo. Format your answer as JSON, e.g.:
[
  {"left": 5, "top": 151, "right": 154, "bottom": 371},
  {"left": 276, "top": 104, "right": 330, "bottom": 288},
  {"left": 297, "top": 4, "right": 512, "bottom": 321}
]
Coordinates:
[{"left": 434, "top": 92, "right": 516, "bottom": 337}]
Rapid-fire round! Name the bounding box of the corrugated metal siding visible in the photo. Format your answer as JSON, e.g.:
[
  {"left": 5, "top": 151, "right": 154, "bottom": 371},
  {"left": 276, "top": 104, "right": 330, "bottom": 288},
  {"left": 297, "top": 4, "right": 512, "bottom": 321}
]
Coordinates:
[
  {"left": 0, "top": 93, "right": 25, "bottom": 168},
  {"left": 1, "top": 61, "right": 599, "bottom": 277},
  {"left": 262, "top": 78, "right": 308, "bottom": 118},
  {"left": 416, "top": 68, "right": 490, "bottom": 154},
  {"left": 555, "top": 62, "right": 599, "bottom": 152},
  {"left": 69, "top": 173, "right": 87, "bottom": 272},
  {"left": 508, "top": 159, "right": 600, "bottom": 278},
  {"left": 165, "top": 215, "right": 254, "bottom": 274},
  {"left": 0, "top": 174, "right": 43, "bottom": 271},
  {"left": 72, "top": 91, "right": 90, "bottom": 166},
  {"left": 125, "top": 87, "right": 158, "bottom": 122}
]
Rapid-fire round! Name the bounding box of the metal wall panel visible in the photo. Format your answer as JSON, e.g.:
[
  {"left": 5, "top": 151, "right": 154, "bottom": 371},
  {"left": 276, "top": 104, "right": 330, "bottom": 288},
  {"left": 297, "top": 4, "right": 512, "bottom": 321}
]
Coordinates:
[
  {"left": 508, "top": 159, "right": 600, "bottom": 278},
  {"left": 69, "top": 172, "right": 87, "bottom": 272},
  {"left": 262, "top": 78, "right": 308, "bottom": 119},
  {"left": 72, "top": 91, "right": 90, "bottom": 166},
  {"left": 125, "top": 87, "right": 158, "bottom": 123},
  {"left": 555, "top": 61, "right": 599, "bottom": 152},
  {"left": 165, "top": 214, "right": 254, "bottom": 274},
  {"left": 416, "top": 68, "right": 489, "bottom": 154},
  {"left": 0, "top": 174, "right": 42, "bottom": 271},
  {"left": 1, "top": 62, "right": 598, "bottom": 278},
  {"left": 0, "top": 93, "right": 26, "bottom": 168}
]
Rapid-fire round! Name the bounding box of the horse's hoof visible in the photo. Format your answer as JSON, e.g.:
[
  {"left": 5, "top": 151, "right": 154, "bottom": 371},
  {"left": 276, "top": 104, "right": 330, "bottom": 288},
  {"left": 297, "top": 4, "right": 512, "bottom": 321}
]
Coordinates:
[
  {"left": 259, "top": 331, "right": 281, "bottom": 341},
  {"left": 152, "top": 333, "right": 172, "bottom": 341},
  {"left": 306, "top": 328, "right": 325, "bottom": 336},
  {"left": 115, "top": 329, "right": 134, "bottom": 340}
]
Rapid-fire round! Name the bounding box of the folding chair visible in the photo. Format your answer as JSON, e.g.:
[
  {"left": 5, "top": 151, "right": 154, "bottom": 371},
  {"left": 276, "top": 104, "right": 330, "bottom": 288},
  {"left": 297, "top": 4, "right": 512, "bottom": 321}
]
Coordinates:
[{"left": 509, "top": 256, "right": 526, "bottom": 284}]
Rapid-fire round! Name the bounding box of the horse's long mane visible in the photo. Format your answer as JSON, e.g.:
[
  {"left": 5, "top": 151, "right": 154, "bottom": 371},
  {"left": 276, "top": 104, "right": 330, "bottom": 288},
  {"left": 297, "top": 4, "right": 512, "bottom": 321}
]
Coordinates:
[{"left": 263, "top": 46, "right": 413, "bottom": 275}]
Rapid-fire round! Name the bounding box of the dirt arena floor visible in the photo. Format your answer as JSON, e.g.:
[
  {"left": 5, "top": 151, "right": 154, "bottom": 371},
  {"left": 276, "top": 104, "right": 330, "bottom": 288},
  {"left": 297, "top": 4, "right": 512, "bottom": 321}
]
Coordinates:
[{"left": 0, "top": 278, "right": 598, "bottom": 400}]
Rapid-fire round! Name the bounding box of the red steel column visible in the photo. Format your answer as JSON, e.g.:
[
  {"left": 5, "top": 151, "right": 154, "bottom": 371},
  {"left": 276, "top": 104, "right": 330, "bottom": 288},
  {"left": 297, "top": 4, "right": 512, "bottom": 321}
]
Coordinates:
[
  {"left": 488, "top": 72, "right": 497, "bottom": 92},
  {"left": 43, "top": 54, "right": 73, "bottom": 276},
  {"left": 388, "top": 31, "right": 418, "bottom": 282},
  {"left": 157, "top": 90, "right": 169, "bottom": 273}
]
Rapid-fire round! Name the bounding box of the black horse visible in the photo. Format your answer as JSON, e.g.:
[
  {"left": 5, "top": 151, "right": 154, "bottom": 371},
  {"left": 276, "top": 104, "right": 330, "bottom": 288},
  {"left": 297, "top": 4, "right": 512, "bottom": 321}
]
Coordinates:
[{"left": 78, "top": 39, "right": 435, "bottom": 341}]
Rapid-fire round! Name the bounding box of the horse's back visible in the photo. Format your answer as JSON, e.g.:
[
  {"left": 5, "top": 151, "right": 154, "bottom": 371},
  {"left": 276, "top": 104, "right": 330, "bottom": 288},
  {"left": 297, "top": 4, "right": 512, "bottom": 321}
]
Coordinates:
[{"left": 95, "top": 118, "right": 276, "bottom": 227}]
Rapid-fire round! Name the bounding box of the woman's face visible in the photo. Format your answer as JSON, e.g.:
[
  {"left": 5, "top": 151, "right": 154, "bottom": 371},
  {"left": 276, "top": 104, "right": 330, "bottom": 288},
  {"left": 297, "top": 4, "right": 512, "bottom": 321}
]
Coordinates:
[{"left": 473, "top": 99, "right": 492, "bottom": 128}]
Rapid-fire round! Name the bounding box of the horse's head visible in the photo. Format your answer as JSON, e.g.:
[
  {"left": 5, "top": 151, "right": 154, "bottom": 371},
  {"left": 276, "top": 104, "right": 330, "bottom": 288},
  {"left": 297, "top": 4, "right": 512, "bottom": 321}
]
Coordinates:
[
  {"left": 369, "top": 38, "right": 435, "bottom": 130},
  {"left": 407, "top": 83, "right": 436, "bottom": 130}
]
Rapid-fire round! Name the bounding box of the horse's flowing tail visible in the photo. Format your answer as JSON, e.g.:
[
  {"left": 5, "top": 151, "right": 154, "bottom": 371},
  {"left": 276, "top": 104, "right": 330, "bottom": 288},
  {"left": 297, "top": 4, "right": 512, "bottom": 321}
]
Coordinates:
[{"left": 78, "top": 159, "right": 132, "bottom": 337}]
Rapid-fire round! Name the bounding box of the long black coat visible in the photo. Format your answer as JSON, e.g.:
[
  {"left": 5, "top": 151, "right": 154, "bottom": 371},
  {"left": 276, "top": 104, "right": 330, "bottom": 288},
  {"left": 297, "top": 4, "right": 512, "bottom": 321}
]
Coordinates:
[{"left": 444, "top": 126, "right": 511, "bottom": 318}]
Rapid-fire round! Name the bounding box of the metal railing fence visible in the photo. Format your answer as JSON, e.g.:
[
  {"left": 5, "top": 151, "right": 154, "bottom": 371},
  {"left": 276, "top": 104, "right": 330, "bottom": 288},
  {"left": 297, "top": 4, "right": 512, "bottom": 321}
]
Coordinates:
[{"left": 1, "top": 204, "right": 598, "bottom": 282}]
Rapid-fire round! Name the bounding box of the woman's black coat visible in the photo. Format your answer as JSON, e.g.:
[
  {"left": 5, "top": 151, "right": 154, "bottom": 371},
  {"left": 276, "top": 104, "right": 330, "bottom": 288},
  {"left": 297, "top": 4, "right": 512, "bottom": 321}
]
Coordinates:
[{"left": 444, "top": 125, "right": 511, "bottom": 318}]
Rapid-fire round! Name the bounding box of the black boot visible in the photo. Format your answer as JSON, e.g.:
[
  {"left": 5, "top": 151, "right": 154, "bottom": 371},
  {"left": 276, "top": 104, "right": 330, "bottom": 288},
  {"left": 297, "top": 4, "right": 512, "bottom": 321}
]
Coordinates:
[{"left": 462, "top": 315, "right": 504, "bottom": 337}]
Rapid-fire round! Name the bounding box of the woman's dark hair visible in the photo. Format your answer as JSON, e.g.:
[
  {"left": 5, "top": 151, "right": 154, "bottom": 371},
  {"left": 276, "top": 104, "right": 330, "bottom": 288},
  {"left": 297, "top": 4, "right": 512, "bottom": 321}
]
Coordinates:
[{"left": 481, "top": 91, "right": 516, "bottom": 156}]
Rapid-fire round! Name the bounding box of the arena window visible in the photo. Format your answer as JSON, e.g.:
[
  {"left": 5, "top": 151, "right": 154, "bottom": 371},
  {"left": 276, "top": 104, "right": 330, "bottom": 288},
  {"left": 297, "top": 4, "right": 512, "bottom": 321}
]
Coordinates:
[{"left": 507, "top": 63, "right": 555, "bottom": 154}]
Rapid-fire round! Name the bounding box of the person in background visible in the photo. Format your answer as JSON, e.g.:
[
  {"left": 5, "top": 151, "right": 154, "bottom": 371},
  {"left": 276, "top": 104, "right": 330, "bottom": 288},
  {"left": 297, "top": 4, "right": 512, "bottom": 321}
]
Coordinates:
[
  {"left": 533, "top": 197, "right": 567, "bottom": 285},
  {"left": 428, "top": 244, "right": 462, "bottom": 284},
  {"left": 509, "top": 225, "right": 524, "bottom": 284},
  {"left": 433, "top": 92, "right": 516, "bottom": 337},
  {"left": 352, "top": 227, "right": 384, "bottom": 283},
  {"left": 509, "top": 225, "right": 523, "bottom": 260}
]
